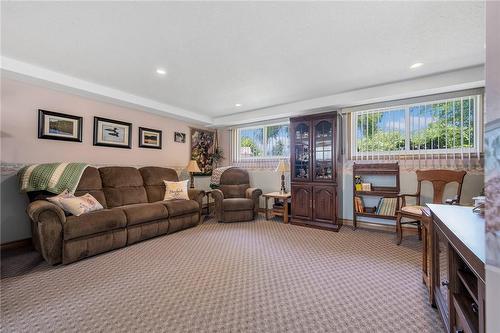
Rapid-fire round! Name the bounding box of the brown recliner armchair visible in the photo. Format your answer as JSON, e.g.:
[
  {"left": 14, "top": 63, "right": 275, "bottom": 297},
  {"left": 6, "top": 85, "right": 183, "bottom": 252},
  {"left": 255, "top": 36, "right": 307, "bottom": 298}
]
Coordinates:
[{"left": 212, "top": 168, "right": 262, "bottom": 223}]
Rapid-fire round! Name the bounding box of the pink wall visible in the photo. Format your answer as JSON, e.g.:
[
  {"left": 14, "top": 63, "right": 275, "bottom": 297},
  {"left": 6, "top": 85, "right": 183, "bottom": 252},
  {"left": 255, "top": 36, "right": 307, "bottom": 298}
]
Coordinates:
[{"left": 1, "top": 78, "right": 199, "bottom": 167}]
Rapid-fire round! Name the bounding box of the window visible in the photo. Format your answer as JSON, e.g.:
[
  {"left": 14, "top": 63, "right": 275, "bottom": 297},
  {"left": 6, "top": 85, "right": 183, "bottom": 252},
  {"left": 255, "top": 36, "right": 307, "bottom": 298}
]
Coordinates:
[
  {"left": 351, "top": 95, "right": 481, "bottom": 157},
  {"left": 236, "top": 123, "right": 289, "bottom": 160}
]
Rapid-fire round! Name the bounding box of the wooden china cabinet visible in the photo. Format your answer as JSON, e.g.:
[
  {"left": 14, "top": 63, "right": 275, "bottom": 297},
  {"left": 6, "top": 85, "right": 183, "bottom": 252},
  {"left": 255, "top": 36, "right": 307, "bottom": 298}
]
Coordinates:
[{"left": 290, "top": 111, "right": 341, "bottom": 231}]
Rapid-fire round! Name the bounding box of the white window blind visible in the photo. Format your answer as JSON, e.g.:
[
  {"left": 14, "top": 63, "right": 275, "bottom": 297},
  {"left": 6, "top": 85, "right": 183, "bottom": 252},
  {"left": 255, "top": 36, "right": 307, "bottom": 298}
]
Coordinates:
[{"left": 347, "top": 91, "right": 483, "bottom": 170}]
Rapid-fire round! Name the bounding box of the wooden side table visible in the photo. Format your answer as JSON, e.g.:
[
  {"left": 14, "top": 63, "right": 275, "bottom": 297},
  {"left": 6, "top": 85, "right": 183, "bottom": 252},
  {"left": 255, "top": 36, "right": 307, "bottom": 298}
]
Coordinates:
[{"left": 262, "top": 191, "right": 291, "bottom": 223}]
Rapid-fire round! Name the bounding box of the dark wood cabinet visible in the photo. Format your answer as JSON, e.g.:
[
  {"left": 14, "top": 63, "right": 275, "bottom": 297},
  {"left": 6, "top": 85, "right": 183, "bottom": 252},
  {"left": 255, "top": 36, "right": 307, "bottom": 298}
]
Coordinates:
[{"left": 290, "top": 112, "right": 341, "bottom": 231}]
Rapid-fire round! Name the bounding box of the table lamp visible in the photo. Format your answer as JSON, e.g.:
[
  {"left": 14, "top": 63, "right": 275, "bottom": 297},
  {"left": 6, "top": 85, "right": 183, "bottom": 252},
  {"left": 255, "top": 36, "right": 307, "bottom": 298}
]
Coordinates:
[
  {"left": 275, "top": 160, "right": 290, "bottom": 193},
  {"left": 186, "top": 160, "right": 201, "bottom": 188}
]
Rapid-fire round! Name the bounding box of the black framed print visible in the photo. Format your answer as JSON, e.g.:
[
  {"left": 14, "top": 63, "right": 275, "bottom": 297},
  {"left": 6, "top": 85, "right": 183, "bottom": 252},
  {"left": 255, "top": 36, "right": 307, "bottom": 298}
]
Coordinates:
[
  {"left": 93, "top": 117, "right": 132, "bottom": 149},
  {"left": 174, "top": 131, "right": 186, "bottom": 143},
  {"left": 38, "top": 109, "right": 83, "bottom": 142},
  {"left": 139, "top": 127, "right": 162, "bottom": 149}
]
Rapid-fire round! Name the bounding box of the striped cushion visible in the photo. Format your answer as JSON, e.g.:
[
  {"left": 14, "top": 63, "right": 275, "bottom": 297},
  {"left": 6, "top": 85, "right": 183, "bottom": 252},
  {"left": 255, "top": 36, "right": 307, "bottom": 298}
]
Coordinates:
[{"left": 401, "top": 205, "right": 425, "bottom": 215}]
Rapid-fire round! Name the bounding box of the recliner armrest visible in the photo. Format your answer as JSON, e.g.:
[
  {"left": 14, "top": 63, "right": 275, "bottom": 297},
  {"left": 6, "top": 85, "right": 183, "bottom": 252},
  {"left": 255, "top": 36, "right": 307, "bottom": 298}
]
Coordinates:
[
  {"left": 188, "top": 189, "right": 205, "bottom": 217},
  {"left": 27, "top": 200, "right": 66, "bottom": 225},
  {"left": 211, "top": 189, "right": 224, "bottom": 222},
  {"left": 245, "top": 188, "right": 263, "bottom": 215},
  {"left": 26, "top": 200, "right": 65, "bottom": 265},
  {"left": 188, "top": 189, "right": 205, "bottom": 205}
]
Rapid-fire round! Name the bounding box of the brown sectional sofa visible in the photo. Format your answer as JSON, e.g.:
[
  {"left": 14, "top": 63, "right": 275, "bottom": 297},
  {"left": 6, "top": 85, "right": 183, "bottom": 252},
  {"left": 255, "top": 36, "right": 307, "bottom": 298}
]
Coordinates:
[{"left": 26, "top": 166, "right": 204, "bottom": 265}]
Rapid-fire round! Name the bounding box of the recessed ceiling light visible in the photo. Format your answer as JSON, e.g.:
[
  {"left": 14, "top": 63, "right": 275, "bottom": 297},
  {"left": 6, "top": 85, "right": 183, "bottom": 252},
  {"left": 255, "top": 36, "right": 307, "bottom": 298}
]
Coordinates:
[
  {"left": 235, "top": 103, "right": 242, "bottom": 107},
  {"left": 156, "top": 68, "right": 167, "bottom": 75},
  {"left": 410, "top": 62, "right": 423, "bottom": 69}
]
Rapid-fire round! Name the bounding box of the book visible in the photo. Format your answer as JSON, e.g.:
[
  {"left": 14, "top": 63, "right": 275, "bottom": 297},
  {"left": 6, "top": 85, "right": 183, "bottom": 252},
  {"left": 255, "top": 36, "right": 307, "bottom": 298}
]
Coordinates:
[
  {"left": 354, "top": 196, "right": 365, "bottom": 213},
  {"left": 361, "top": 183, "right": 371, "bottom": 191},
  {"left": 377, "top": 197, "right": 397, "bottom": 216},
  {"left": 375, "top": 197, "right": 383, "bottom": 214}
]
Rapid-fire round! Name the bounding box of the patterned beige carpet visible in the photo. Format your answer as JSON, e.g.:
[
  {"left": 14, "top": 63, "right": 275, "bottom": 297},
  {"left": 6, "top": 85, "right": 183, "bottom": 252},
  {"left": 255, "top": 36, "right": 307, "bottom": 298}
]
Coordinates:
[{"left": 1, "top": 216, "right": 444, "bottom": 332}]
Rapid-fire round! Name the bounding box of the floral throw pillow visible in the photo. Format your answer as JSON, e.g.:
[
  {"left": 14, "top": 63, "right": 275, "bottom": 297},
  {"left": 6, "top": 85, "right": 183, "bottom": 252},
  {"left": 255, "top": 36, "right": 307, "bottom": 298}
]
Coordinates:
[
  {"left": 59, "top": 193, "right": 104, "bottom": 216},
  {"left": 46, "top": 189, "right": 75, "bottom": 209},
  {"left": 163, "top": 180, "right": 190, "bottom": 201}
]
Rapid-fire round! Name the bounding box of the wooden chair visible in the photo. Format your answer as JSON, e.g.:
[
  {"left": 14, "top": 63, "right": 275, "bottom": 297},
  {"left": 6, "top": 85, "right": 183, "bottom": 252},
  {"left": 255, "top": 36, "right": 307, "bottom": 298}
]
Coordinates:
[{"left": 396, "top": 169, "right": 466, "bottom": 245}]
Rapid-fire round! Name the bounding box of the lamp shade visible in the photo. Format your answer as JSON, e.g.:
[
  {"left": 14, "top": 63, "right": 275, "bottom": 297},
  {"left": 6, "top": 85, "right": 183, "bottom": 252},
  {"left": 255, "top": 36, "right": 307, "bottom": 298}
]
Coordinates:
[
  {"left": 186, "top": 160, "right": 201, "bottom": 173},
  {"left": 275, "top": 160, "right": 290, "bottom": 173}
]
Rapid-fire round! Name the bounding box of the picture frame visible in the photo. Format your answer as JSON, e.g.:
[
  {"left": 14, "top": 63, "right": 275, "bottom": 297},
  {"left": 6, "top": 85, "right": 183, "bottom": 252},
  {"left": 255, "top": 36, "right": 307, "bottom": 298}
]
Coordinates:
[
  {"left": 38, "top": 109, "right": 83, "bottom": 142},
  {"left": 174, "top": 132, "right": 186, "bottom": 143},
  {"left": 190, "top": 127, "right": 216, "bottom": 175},
  {"left": 139, "top": 127, "right": 162, "bottom": 149},
  {"left": 93, "top": 116, "right": 132, "bottom": 149}
]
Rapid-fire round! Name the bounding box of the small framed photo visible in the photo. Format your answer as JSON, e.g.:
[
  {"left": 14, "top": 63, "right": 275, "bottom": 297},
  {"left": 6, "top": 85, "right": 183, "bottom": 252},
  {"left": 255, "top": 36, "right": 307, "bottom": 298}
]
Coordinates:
[
  {"left": 93, "top": 117, "right": 132, "bottom": 149},
  {"left": 38, "top": 109, "right": 83, "bottom": 142},
  {"left": 174, "top": 132, "right": 186, "bottom": 143},
  {"left": 139, "top": 127, "right": 162, "bottom": 149}
]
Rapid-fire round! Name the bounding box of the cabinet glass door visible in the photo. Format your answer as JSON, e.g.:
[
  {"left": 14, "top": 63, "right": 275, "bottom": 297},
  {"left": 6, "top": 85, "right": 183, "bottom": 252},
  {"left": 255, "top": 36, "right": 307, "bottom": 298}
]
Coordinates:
[
  {"left": 292, "top": 122, "right": 310, "bottom": 181},
  {"left": 313, "top": 119, "right": 334, "bottom": 181}
]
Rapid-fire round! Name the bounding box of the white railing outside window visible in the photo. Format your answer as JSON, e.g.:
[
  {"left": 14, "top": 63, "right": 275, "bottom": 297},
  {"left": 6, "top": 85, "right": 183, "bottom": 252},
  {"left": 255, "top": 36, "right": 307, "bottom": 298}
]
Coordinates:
[{"left": 350, "top": 94, "right": 483, "bottom": 170}]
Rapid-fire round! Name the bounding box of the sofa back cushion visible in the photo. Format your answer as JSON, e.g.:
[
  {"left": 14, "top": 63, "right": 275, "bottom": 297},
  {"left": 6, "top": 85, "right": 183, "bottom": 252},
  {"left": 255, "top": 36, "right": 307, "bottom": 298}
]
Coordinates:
[
  {"left": 220, "top": 168, "right": 250, "bottom": 198},
  {"left": 139, "top": 166, "right": 179, "bottom": 202},
  {"left": 99, "top": 167, "right": 148, "bottom": 208},
  {"left": 74, "top": 167, "right": 107, "bottom": 208}
]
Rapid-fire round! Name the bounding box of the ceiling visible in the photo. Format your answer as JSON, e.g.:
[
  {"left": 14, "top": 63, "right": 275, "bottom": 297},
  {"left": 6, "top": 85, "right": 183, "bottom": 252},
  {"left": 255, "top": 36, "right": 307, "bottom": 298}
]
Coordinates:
[{"left": 1, "top": 1, "right": 485, "bottom": 124}]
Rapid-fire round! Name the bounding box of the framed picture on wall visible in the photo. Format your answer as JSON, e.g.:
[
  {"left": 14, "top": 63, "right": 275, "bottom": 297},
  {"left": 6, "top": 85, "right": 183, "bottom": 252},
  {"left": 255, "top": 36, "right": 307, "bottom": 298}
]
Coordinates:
[
  {"left": 139, "top": 127, "right": 162, "bottom": 149},
  {"left": 38, "top": 109, "right": 83, "bottom": 142},
  {"left": 93, "top": 117, "right": 132, "bottom": 149},
  {"left": 190, "top": 127, "right": 215, "bottom": 175},
  {"left": 174, "top": 132, "right": 186, "bottom": 143}
]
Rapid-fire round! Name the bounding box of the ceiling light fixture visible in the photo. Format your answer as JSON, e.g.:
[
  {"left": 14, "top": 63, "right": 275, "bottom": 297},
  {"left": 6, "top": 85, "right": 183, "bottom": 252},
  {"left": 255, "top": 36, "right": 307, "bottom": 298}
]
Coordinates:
[
  {"left": 156, "top": 68, "right": 167, "bottom": 75},
  {"left": 235, "top": 103, "right": 242, "bottom": 107},
  {"left": 410, "top": 62, "right": 423, "bottom": 69}
]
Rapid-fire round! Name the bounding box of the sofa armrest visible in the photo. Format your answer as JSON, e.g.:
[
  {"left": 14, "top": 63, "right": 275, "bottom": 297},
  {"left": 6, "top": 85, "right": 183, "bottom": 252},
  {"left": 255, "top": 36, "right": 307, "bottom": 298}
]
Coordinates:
[
  {"left": 188, "top": 189, "right": 205, "bottom": 212},
  {"left": 26, "top": 200, "right": 65, "bottom": 265},
  {"left": 245, "top": 188, "right": 263, "bottom": 216},
  {"left": 211, "top": 189, "right": 224, "bottom": 222}
]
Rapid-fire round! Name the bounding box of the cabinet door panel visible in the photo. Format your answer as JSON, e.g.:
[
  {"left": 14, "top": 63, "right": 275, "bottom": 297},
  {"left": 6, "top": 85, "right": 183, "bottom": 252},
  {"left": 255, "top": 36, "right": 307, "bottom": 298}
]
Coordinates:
[
  {"left": 291, "top": 121, "right": 311, "bottom": 182},
  {"left": 291, "top": 185, "right": 312, "bottom": 220},
  {"left": 313, "top": 186, "right": 336, "bottom": 224},
  {"left": 313, "top": 118, "right": 336, "bottom": 182}
]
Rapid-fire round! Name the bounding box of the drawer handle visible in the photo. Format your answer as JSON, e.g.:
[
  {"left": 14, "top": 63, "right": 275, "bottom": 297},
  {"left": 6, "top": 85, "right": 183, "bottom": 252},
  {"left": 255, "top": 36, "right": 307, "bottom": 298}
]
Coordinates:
[
  {"left": 471, "top": 302, "right": 478, "bottom": 314},
  {"left": 441, "top": 280, "right": 449, "bottom": 287}
]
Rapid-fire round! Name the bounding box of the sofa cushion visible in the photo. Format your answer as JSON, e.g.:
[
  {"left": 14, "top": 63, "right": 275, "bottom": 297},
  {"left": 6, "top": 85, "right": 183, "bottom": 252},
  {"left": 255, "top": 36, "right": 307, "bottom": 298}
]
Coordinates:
[
  {"left": 163, "top": 200, "right": 199, "bottom": 217},
  {"left": 74, "top": 167, "right": 107, "bottom": 208},
  {"left": 118, "top": 202, "right": 169, "bottom": 226},
  {"left": 99, "top": 167, "right": 148, "bottom": 208},
  {"left": 222, "top": 198, "right": 254, "bottom": 211},
  {"left": 59, "top": 193, "right": 104, "bottom": 216},
  {"left": 139, "top": 167, "right": 179, "bottom": 203},
  {"left": 64, "top": 208, "right": 127, "bottom": 240}
]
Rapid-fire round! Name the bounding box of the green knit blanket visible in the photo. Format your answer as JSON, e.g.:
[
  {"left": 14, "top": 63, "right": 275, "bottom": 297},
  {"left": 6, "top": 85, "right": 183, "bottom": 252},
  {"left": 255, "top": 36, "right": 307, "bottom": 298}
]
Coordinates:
[{"left": 18, "top": 162, "right": 89, "bottom": 194}]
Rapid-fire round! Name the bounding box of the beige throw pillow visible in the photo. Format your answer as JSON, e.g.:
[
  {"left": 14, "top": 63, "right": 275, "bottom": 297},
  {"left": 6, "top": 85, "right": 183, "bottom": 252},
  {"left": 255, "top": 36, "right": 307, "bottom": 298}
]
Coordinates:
[
  {"left": 59, "top": 193, "right": 104, "bottom": 216},
  {"left": 163, "top": 180, "right": 190, "bottom": 200},
  {"left": 46, "top": 189, "right": 75, "bottom": 208}
]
